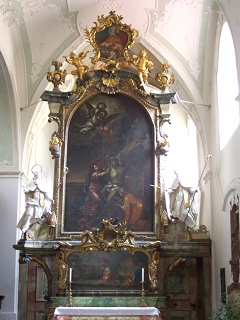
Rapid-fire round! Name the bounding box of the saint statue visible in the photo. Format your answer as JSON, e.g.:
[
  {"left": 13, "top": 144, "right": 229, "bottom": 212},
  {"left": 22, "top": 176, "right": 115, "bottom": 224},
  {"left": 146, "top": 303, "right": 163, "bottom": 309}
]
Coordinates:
[
  {"left": 165, "top": 172, "right": 200, "bottom": 229},
  {"left": 17, "top": 165, "right": 56, "bottom": 239}
]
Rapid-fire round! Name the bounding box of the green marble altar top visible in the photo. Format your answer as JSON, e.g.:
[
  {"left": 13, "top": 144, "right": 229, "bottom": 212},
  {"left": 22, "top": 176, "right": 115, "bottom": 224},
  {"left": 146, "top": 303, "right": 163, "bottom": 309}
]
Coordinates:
[{"left": 50, "top": 295, "right": 166, "bottom": 309}]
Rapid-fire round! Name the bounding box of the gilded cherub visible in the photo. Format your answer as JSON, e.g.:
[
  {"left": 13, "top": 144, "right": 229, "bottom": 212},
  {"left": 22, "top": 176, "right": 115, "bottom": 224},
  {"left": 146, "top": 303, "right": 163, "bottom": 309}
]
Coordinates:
[
  {"left": 132, "top": 49, "right": 154, "bottom": 85},
  {"left": 64, "top": 51, "right": 90, "bottom": 80}
]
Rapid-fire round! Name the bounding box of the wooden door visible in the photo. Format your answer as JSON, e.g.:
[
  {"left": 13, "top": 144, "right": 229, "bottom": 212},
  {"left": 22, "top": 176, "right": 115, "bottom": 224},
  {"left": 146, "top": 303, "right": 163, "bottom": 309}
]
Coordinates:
[{"left": 164, "top": 257, "right": 205, "bottom": 320}]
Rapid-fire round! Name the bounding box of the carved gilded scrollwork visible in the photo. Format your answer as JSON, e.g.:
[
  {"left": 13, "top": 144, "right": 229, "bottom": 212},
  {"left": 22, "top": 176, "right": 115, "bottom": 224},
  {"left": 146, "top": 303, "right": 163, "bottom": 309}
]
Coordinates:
[
  {"left": 85, "top": 11, "right": 138, "bottom": 65},
  {"left": 55, "top": 219, "right": 161, "bottom": 292}
]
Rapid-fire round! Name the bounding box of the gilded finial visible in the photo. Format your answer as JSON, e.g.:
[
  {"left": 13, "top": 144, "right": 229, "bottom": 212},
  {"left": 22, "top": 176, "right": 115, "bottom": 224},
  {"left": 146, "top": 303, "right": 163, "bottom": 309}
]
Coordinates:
[
  {"left": 47, "top": 60, "right": 67, "bottom": 91},
  {"left": 155, "top": 62, "right": 175, "bottom": 92}
]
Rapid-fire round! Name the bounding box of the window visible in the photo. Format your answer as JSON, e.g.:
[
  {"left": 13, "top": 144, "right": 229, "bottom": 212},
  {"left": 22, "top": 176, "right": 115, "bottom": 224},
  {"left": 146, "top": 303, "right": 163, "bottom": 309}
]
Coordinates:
[{"left": 217, "top": 22, "right": 239, "bottom": 150}]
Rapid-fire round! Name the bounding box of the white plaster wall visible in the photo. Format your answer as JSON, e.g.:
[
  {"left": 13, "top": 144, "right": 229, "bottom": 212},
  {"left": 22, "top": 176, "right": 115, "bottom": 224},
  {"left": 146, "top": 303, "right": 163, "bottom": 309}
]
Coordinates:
[
  {"left": 0, "top": 12, "right": 27, "bottom": 121},
  {"left": 0, "top": 173, "right": 21, "bottom": 320},
  {"left": 208, "top": 0, "right": 240, "bottom": 310}
]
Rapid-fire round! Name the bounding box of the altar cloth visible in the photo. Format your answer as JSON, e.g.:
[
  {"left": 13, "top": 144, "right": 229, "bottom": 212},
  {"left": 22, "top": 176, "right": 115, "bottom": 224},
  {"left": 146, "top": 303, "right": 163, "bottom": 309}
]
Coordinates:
[
  {"left": 54, "top": 307, "right": 160, "bottom": 316},
  {"left": 53, "top": 306, "right": 162, "bottom": 320}
]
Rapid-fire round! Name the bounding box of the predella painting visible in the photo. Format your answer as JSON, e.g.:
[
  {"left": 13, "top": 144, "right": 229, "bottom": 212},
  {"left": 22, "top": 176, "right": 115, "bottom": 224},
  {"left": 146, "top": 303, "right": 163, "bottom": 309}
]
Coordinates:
[
  {"left": 68, "top": 251, "right": 149, "bottom": 291},
  {"left": 64, "top": 94, "right": 154, "bottom": 233}
]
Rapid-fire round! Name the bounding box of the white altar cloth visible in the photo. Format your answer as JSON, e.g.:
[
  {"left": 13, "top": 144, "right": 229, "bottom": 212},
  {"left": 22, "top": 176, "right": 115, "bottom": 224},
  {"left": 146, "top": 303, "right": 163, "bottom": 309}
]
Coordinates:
[{"left": 54, "top": 307, "right": 160, "bottom": 316}]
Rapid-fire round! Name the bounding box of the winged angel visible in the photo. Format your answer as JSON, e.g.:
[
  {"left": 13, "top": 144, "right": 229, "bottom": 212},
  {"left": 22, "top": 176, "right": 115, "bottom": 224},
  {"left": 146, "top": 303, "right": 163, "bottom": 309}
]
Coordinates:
[{"left": 72, "top": 101, "right": 120, "bottom": 142}]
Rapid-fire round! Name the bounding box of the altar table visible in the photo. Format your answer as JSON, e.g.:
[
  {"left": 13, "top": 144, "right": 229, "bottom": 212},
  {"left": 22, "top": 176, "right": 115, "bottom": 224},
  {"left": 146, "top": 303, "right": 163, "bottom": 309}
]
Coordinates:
[{"left": 54, "top": 306, "right": 162, "bottom": 320}]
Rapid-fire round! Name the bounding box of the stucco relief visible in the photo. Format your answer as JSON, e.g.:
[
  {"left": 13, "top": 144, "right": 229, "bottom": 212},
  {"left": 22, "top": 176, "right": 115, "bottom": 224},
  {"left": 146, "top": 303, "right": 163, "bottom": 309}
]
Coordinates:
[
  {"left": 1, "top": 1, "right": 77, "bottom": 83},
  {"left": 148, "top": 0, "right": 204, "bottom": 81},
  {"left": 92, "top": 0, "right": 132, "bottom": 11}
]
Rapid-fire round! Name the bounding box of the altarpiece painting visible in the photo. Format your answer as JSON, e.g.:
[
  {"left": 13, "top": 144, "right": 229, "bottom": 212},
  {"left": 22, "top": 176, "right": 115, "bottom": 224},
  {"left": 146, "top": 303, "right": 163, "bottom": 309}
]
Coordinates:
[{"left": 64, "top": 94, "right": 154, "bottom": 234}]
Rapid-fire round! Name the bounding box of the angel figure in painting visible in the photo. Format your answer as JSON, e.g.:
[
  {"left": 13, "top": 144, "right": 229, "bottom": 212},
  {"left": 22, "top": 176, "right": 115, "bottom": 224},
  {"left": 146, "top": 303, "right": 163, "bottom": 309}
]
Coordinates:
[
  {"left": 75, "top": 101, "right": 120, "bottom": 142},
  {"left": 132, "top": 49, "right": 154, "bottom": 85},
  {"left": 64, "top": 51, "right": 89, "bottom": 80},
  {"left": 17, "top": 165, "right": 55, "bottom": 239}
]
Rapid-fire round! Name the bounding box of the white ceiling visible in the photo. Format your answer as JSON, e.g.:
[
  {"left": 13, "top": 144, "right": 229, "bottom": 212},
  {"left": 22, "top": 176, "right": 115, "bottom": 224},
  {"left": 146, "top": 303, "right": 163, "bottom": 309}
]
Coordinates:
[{"left": 0, "top": 0, "right": 221, "bottom": 104}]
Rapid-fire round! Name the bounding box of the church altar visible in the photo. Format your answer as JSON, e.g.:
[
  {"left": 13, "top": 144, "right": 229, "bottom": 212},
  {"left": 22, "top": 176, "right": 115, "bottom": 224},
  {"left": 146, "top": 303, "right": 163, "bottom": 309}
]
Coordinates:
[
  {"left": 13, "top": 11, "right": 212, "bottom": 320},
  {"left": 54, "top": 306, "right": 162, "bottom": 320}
]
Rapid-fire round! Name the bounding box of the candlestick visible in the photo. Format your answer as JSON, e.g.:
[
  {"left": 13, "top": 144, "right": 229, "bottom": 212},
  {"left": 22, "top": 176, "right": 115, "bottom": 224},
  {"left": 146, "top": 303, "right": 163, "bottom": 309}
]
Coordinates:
[
  {"left": 67, "top": 267, "right": 73, "bottom": 307},
  {"left": 67, "top": 280, "right": 73, "bottom": 307},
  {"left": 140, "top": 279, "right": 147, "bottom": 307}
]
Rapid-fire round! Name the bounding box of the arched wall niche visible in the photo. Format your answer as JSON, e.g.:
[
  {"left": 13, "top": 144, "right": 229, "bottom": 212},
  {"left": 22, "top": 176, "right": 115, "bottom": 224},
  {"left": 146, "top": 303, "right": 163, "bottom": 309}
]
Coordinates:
[
  {"left": 0, "top": 52, "right": 18, "bottom": 170},
  {"left": 222, "top": 179, "right": 240, "bottom": 212}
]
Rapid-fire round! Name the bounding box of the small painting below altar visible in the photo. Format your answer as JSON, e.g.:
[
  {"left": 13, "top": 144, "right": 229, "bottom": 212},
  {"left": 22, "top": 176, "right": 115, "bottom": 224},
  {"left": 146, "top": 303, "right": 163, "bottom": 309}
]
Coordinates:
[{"left": 68, "top": 251, "right": 148, "bottom": 291}]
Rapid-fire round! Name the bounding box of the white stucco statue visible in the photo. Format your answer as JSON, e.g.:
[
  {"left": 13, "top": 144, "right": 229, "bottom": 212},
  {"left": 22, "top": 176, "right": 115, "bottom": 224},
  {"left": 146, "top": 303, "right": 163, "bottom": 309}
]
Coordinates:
[
  {"left": 17, "top": 165, "right": 54, "bottom": 236},
  {"left": 165, "top": 172, "right": 200, "bottom": 229}
]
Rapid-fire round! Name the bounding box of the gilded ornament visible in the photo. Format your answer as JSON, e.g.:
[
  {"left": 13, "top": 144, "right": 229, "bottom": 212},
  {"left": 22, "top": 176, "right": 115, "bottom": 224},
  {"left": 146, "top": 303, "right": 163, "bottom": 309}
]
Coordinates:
[
  {"left": 85, "top": 11, "right": 138, "bottom": 65},
  {"left": 102, "top": 74, "right": 120, "bottom": 87},
  {"left": 49, "top": 134, "right": 62, "bottom": 159},
  {"left": 155, "top": 62, "right": 175, "bottom": 91},
  {"left": 128, "top": 78, "right": 148, "bottom": 97},
  {"left": 55, "top": 219, "right": 161, "bottom": 291},
  {"left": 47, "top": 60, "right": 67, "bottom": 91}
]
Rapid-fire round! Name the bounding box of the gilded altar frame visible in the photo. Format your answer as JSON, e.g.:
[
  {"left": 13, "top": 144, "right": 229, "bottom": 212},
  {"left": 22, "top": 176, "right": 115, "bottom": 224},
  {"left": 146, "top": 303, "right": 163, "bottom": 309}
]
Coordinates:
[
  {"left": 55, "top": 219, "right": 161, "bottom": 294},
  {"left": 85, "top": 11, "right": 138, "bottom": 64},
  {"left": 42, "top": 11, "right": 177, "bottom": 241}
]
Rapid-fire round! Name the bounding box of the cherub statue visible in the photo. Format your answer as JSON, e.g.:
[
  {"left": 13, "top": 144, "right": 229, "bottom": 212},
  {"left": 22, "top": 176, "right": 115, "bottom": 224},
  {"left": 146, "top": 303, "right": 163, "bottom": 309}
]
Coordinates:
[
  {"left": 17, "top": 165, "right": 56, "bottom": 239},
  {"left": 64, "top": 51, "right": 90, "bottom": 80},
  {"left": 132, "top": 49, "right": 154, "bottom": 85}
]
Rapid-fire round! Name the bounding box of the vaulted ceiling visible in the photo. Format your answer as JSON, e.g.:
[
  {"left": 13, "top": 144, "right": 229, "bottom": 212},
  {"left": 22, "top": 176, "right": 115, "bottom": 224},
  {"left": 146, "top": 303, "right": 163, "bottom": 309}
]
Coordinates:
[{"left": 1, "top": 0, "right": 221, "bottom": 106}]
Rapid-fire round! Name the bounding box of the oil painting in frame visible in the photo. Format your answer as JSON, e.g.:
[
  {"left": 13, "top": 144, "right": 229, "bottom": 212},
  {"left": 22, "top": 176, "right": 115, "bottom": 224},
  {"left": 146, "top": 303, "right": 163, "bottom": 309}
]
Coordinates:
[
  {"left": 95, "top": 24, "right": 128, "bottom": 60},
  {"left": 85, "top": 11, "right": 138, "bottom": 64},
  {"left": 63, "top": 94, "right": 155, "bottom": 234},
  {"left": 68, "top": 250, "right": 149, "bottom": 291}
]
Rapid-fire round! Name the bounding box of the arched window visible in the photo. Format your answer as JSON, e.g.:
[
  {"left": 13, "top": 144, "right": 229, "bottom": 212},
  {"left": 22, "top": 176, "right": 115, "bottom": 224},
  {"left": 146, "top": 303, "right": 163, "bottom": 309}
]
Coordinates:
[{"left": 217, "top": 22, "right": 239, "bottom": 150}]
